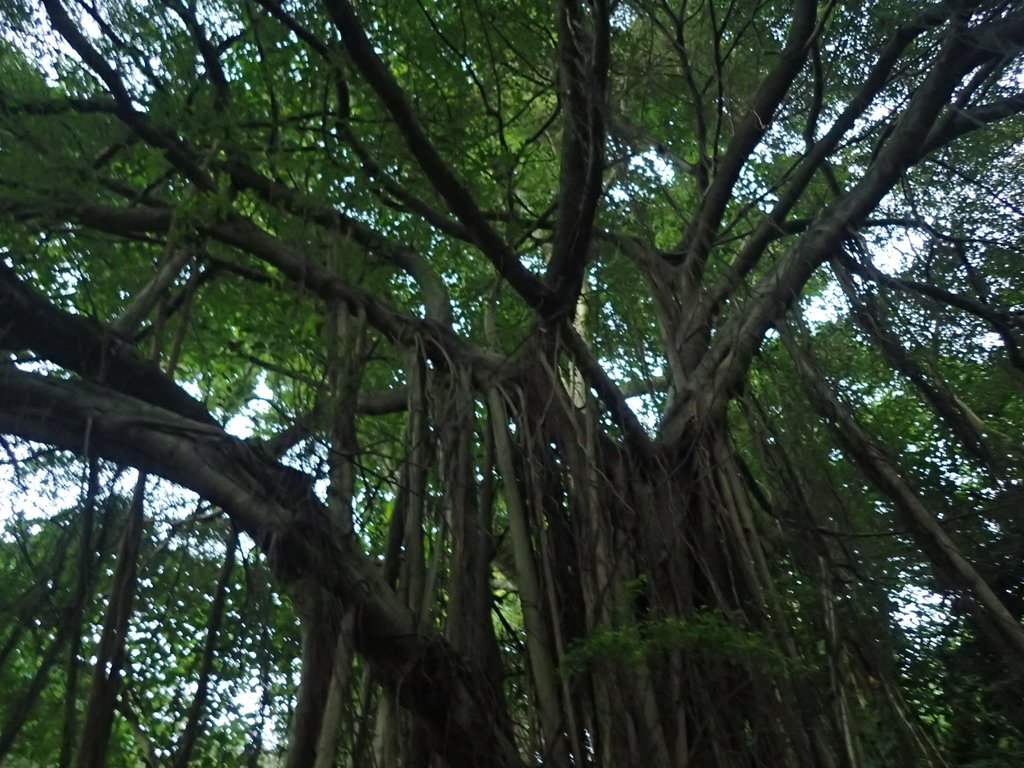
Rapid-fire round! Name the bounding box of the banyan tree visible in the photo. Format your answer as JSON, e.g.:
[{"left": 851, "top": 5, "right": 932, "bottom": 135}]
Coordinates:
[{"left": 1, "top": 0, "right": 1023, "bottom": 766}]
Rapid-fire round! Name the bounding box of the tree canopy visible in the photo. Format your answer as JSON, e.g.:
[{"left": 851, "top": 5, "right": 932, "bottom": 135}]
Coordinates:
[{"left": 1, "top": 0, "right": 1023, "bottom": 766}]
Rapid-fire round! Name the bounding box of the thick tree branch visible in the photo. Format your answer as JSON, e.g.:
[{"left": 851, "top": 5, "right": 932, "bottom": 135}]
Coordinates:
[
  {"left": 545, "top": 0, "right": 610, "bottom": 316},
  {"left": 661, "top": 9, "right": 1024, "bottom": 440},
  {"left": 782, "top": 328, "right": 1024, "bottom": 667},
  {"left": 670, "top": 0, "right": 818, "bottom": 273},
  {"left": 705, "top": 2, "right": 952, "bottom": 315},
  {"left": 0, "top": 262, "right": 214, "bottom": 425},
  {"left": 920, "top": 92, "right": 1024, "bottom": 154},
  {"left": 0, "top": 368, "right": 525, "bottom": 768},
  {"left": 320, "top": 0, "right": 554, "bottom": 314}
]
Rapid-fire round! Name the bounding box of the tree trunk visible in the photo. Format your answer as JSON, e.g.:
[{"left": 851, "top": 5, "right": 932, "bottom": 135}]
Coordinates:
[
  {"left": 284, "top": 599, "right": 342, "bottom": 768},
  {"left": 76, "top": 474, "right": 147, "bottom": 768},
  {"left": 478, "top": 349, "right": 837, "bottom": 768},
  {"left": 172, "top": 530, "right": 238, "bottom": 768}
]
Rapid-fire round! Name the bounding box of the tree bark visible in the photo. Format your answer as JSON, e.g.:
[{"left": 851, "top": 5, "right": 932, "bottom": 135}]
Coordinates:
[
  {"left": 784, "top": 327, "right": 1024, "bottom": 667},
  {"left": 172, "top": 530, "right": 238, "bottom": 768},
  {"left": 76, "top": 474, "right": 147, "bottom": 768}
]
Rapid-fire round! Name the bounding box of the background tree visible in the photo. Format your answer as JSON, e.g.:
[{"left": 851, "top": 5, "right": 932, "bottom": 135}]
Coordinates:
[{"left": 0, "top": 0, "right": 1023, "bottom": 766}]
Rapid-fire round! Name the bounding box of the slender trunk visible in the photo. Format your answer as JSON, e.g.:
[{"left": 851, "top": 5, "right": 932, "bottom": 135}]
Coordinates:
[
  {"left": 172, "top": 530, "right": 238, "bottom": 768},
  {"left": 834, "top": 259, "right": 998, "bottom": 470},
  {"left": 59, "top": 458, "right": 100, "bottom": 768},
  {"left": 0, "top": 619, "right": 73, "bottom": 759},
  {"left": 245, "top": 618, "right": 273, "bottom": 768},
  {"left": 0, "top": 625, "right": 26, "bottom": 673},
  {"left": 488, "top": 387, "right": 564, "bottom": 759},
  {"left": 785, "top": 328, "right": 1024, "bottom": 665},
  {"left": 76, "top": 473, "right": 147, "bottom": 768},
  {"left": 313, "top": 612, "right": 355, "bottom": 768},
  {"left": 402, "top": 348, "right": 427, "bottom": 620},
  {"left": 284, "top": 600, "right": 340, "bottom": 768},
  {"left": 438, "top": 373, "right": 502, "bottom": 689}
]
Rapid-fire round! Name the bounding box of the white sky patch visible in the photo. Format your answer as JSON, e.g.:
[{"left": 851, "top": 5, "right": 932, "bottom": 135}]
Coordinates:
[
  {"left": 224, "top": 377, "right": 275, "bottom": 439},
  {"left": 866, "top": 226, "right": 919, "bottom": 276},
  {"left": 173, "top": 376, "right": 273, "bottom": 441},
  {"left": 80, "top": 10, "right": 101, "bottom": 39},
  {"left": 894, "top": 584, "right": 950, "bottom": 636},
  {"left": 609, "top": 149, "right": 677, "bottom": 203},
  {"left": 978, "top": 330, "right": 1003, "bottom": 349},
  {"left": 631, "top": 150, "right": 675, "bottom": 183},
  {"left": 804, "top": 226, "right": 922, "bottom": 326},
  {"left": 0, "top": 453, "right": 82, "bottom": 534},
  {"left": 804, "top": 280, "right": 846, "bottom": 325}
]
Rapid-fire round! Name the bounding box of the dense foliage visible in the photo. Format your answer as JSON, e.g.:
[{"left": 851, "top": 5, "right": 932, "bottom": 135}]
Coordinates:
[{"left": 0, "top": 0, "right": 1023, "bottom": 766}]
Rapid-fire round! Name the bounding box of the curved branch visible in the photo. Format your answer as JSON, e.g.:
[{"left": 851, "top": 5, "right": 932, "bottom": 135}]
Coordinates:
[
  {"left": 0, "top": 262, "right": 214, "bottom": 425},
  {"left": 662, "top": 10, "right": 1024, "bottom": 440},
  {"left": 209, "top": 213, "right": 495, "bottom": 369},
  {"left": 704, "top": 2, "right": 953, "bottom": 315},
  {"left": 321, "top": 0, "right": 554, "bottom": 314},
  {"left": 920, "top": 91, "right": 1024, "bottom": 154},
  {"left": 781, "top": 328, "right": 1024, "bottom": 667},
  {"left": 220, "top": 160, "right": 454, "bottom": 325},
  {"left": 0, "top": 368, "right": 525, "bottom": 768},
  {"left": 670, "top": 0, "right": 818, "bottom": 272},
  {"left": 16, "top": 200, "right": 496, "bottom": 374}
]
